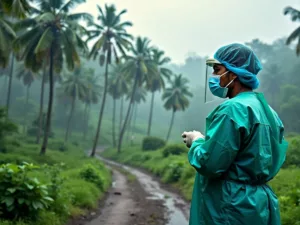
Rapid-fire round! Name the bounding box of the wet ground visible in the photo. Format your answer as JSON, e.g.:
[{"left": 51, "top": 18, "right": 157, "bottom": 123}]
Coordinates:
[
  {"left": 97, "top": 156, "right": 190, "bottom": 225},
  {"left": 68, "top": 150, "right": 190, "bottom": 225}
]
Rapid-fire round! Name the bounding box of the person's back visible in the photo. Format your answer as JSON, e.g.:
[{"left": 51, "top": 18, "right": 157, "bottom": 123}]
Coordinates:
[{"left": 218, "top": 91, "right": 287, "bottom": 184}]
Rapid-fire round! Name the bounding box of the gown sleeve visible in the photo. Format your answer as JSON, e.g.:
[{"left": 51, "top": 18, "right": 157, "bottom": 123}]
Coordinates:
[{"left": 188, "top": 112, "right": 244, "bottom": 178}]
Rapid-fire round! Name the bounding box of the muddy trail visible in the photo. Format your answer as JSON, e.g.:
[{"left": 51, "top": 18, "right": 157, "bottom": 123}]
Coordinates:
[
  {"left": 97, "top": 155, "right": 190, "bottom": 225},
  {"left": 69, "top": 149, "right": 190, "bottom": 225}
]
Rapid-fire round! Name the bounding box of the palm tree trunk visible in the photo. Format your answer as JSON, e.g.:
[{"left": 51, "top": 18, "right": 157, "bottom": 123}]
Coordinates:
[
  {"left": 23, "top": 85, "right": 30, "bottom": 134},
  {"left": 118, "top": 70, "right": 139, "bottom": 153},
  {"left": 126, "top": 102, "right": 135, "bottom": 141},
  {"left": 90, "top": 53, "right": 109, "bottom": 157},
  {"left": 166, "top": 110, "right": 175, "bottom": 142},
  {"left": 1, "top": 76, "right": 8, "bottom": 105},
  {"left": 147, "top": 91, "right": 155, "bottom": 136},
  {"left": 36, "top": 64, "right": 46, "bottom": 144},
  {"left": 112, "top": 98, "right": 116, "bottom": 147},
  {"left": 131, "top": 104, "right": 138, "bottom": 146},
  {"left": 40, "top": 47, "right": 54, "bottom": 155},
  {"left": 83, "top": 103, "right": 88, "bottom": 140},
  {"left": 6, "top": 54, "right": 14, "bottom": 117},
  {"left": 65, "top": 97, "right": 76, "bottom": 142},
  {"left": 119, "top": 96, "right": 124, "bottom": 136}
]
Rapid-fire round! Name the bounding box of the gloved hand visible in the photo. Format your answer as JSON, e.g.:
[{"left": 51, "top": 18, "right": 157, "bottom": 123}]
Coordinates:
[{"left": 181, "top": 130, "right": 204, "bottom": 148}]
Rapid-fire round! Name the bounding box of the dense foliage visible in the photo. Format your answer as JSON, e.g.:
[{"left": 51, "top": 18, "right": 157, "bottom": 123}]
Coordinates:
[{"left": 142, "top": 136, "right": 166, "bottom": 151}]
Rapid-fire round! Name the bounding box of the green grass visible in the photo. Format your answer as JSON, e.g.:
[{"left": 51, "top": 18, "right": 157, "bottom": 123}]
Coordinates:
[
  {"left": 0, "top": 134, "right": 112, "bottom": 225},
  {"left": 101, "top": 137, "right": 300, "bottom": 225}
]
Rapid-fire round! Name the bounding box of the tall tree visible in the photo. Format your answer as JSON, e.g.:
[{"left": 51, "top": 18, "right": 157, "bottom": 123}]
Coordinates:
[
  {"left": 14, "top": 0, "right": 91, "bottom": 155},
  {"left": 36, "top": 63, "right": 47, "bottom": 144},
  {"left": 88, "top": 4, "right": 133, "bottom": 157},
  {"left": 162, "top": 74, "right": 193, "bottom": 142},
  {"left": 146, "top": 48, "right": 172, "bottom": 136},
  {"left": 82, "top": 69, "right": 102, "bottom": 140},
  {"left": 118, "top": 37, "right": 158, "bottom": 152},
  {"left": 108, "top": 64, "right": 129, "bottom": 147},
  {"left": 16, "top": 64, "right": 36, "bottom": 133},
  {"left": 284, "top": 6, "right": 300, "bottom": 55},
  {"left": 58, "top": 66, "right": 89, "bottom": 142},
  {"left": 126, "top": 86, "right": 147, "bottom": 143}
]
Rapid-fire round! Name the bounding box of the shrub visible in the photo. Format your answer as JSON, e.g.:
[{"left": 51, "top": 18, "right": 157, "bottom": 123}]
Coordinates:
[
  {"left": 162, "top": 161, "right": 185, "bottom": 183},
  {"left": 0, "top": 163, "right": 53, "bottom": 220},
  {"left": 142, "top": 136, "right": 166, "bottom": 151},
  {"left": 79, "top": 164, "right": 104, "bottom": 190},
  {"left": 283, "top": 136, "right": 300, "bottom": 168},
  {"left": 162, "top": 144, "right": 187, "bottom": 157},
  {"left": 27, "top": 127, "right": 54, "bottom": 138},
  {"left": 48, "top": 141, "right": 69, "bottom": 152}
]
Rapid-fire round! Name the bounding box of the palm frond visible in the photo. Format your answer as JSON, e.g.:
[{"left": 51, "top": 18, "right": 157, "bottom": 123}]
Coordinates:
[
  {"left": 34, "top": 27, "right": 54, "bottom": 54},
  {"left": 1, "top": 0, "right": 31, "bottom": 19},
  {"left": 284, "top": 6, "right": 300, "bottom": 21},
  {"left": 68, "top": 12, "right": 93, "bottom": 23},
  {"left": 59, "top": 0, "right": 86, "bottom": 13}
]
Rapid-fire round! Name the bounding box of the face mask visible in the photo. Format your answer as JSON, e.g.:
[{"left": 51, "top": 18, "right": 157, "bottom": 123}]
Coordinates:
[{"left": 208, "top": 71, "right": 235, "bottom": 98}]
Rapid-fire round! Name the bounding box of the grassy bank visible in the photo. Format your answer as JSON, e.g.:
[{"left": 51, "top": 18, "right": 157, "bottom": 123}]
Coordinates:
[
  {"left": 101, "top": 136, "right": 300, "bottom": 225},
  {"left": 0, "top": 135, "right": 112, "bottom": 225}
]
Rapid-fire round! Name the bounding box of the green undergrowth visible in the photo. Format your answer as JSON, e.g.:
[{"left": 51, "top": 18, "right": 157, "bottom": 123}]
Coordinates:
[
  {"left": 0, "top": 135, "right": 112, "bottom": 225},
  {"left": 101, "top": 135, "right": 300, "bottom": 225}
]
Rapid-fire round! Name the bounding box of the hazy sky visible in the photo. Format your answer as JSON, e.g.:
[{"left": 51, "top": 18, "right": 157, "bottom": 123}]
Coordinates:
[{"left": 74, "top": 0, "right": 300, "bottom": 64}]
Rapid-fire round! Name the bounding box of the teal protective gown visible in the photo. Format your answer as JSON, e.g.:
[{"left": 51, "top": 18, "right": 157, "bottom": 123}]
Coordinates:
[{"left": 188, "top": 92, "right": 288, "bottom": 225}]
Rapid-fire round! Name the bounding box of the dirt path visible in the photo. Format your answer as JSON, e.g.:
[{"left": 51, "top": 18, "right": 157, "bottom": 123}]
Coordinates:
[
  {"left": 87, "top": 169, "right": 137, "bottom": 225},
  {"left": 97, "top": 156, "right": 190, "bottom": 225},
  {"left": 72, "top": 163, "right": 168, "bottom": 225},
  {"left": 69, "top": 149, "right": 190, "bottom": 225}
]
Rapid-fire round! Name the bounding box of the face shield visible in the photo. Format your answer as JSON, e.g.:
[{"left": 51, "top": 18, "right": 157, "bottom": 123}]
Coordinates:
[{"left": 204, "top": 58, "right": 224, "bottom": 104}]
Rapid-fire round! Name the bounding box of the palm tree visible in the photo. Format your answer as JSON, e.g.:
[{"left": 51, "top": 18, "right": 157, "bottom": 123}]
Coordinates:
[
  {"left": 36, "top": 63, "right": 47, "bottom": 144},
  {"left": 16, "top": 63, "right": 36, "bottom": 133},
  {"left": 0, "top": 67, "right": 9, "bottom": 104},
  {"left": 260, "top": 64, "right": 281, "bottom": 109},
  {"left": 118, "top": 37, "right": 158, "bottom": 152},
  {"left": 1, "top": 0, "right": 32, "bottom": 19},
  {"left": 126, "top": 86, "right": 147, "bottom": 143},
  {"left": 162, "top": 74, "right": 193, "bottom": 142},
  {"left": 108, "top": 64, "right": 129, "bottom": 147},
  {"left": 58, "top": 66, "right": 89, "bottom": 142},
  {"left": 82, "top": 69, "right": 102, "bottom": 140},
  {"left": 5, "top": 55, "right": 14, "bottom": 117},
  {"left": 146, "top": 48, "right": 172, "bottom": 136},
  {"left": 13, "top": 0, "right": 91, "bottom": 155},
  {"left": 0, "top": 9, "right": 16, "bottom": 68},
  {"left": 88, "top": 4, "right": 133, "bottom": 157},
  {"left": 284, "top": 7, "right": 300, "bottom": 55}
]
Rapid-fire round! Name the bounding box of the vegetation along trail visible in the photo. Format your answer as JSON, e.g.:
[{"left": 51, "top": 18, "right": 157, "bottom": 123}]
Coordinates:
[{"left": 94, "top": 151, "right": 189, "bottom": 225}]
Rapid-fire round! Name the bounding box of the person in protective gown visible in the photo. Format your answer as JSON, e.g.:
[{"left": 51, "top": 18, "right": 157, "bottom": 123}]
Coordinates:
[{"left": 182, "top": 43, "right": 288, "bottom": 225}]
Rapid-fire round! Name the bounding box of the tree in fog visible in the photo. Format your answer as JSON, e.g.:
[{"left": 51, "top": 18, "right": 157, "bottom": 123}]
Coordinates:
[
  {"left": 146, "top": 48, "right": 172, "bottom": 136},
  {"left": 82, "top": 69, "right": 102, "bottom": 140},
  {"left": 163, "top": 74, "right": 193, "bottom": 142},
  {"left": 13, "top": 0, "right": 91, "bottom": 154},
  {"left": 88, "top": 4, "right": 133, "bottom": 157},
  {"left": 284, "top": 6, "right": 300, "bottom": 55},
  {"left": 118, "top": 37, "right": 158, "bottom": 152},
  {"left": 58, "top": 66, "right": 89, "bottom": 142},
  {"left": 126, "top": 86, "right": 147, "bottom": 143},
  {"left": 108, "top": 64, "right": 129, "bottom": 147},
  {"left": 16, "top": 64, "right": 36, "bottom": 133}
]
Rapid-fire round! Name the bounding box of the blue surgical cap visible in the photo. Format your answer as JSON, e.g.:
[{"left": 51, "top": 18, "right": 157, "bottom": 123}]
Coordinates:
[{"left": 214, "top": 43, "right": 262, "bottom": 89}]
